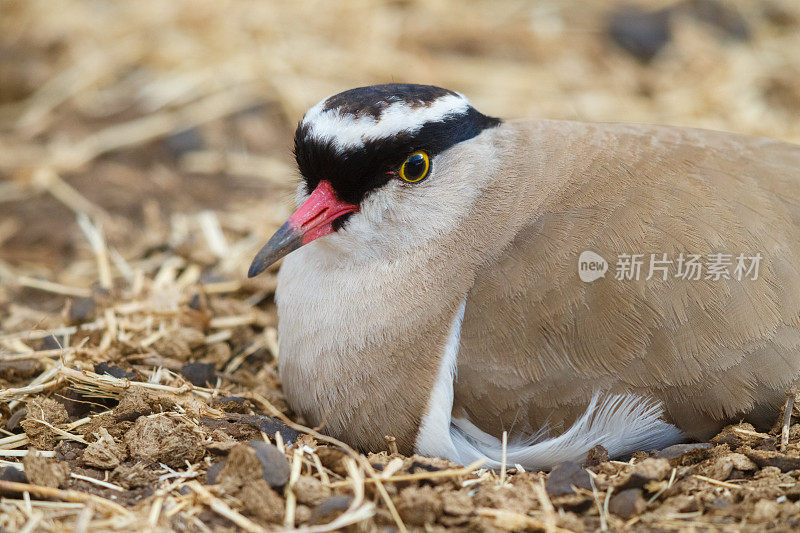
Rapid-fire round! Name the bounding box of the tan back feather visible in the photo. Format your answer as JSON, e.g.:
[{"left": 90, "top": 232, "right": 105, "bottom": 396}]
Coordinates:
[{"left": 457, "top": 120, "right": 800, "bottom": 440}]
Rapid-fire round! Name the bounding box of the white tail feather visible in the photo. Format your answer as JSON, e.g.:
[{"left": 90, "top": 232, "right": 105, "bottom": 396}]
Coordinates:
[{"left": 448, "top": 393, "right": 684, "bottom": 470}]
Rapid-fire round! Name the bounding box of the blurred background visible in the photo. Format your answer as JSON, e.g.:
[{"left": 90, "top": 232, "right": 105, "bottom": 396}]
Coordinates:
[
  {"left": 0, "top": 2, "right": 798, "bottom": 529},
  {"left": 1, "top": 0, "right": 799, "bottom": 294}
]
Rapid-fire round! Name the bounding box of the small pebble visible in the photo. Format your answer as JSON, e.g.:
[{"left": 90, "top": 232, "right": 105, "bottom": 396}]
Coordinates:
[
  {"left": 608, "top": 5, "right": 672, "bottom": 62},
  {"left": 165, "top": 127, "right": 204, "bottom": 159},
  {"left": 248, "top": 440, "right": 291, "bottom": 488},
  {"left": 654, "top": 442, "right": 712, "bottom": 460},
  {"left": 206, "top": 461, "right": 225, "bottom": 485},
  {"left": 68, "top": 296, "right": 96, "bottom": 324},
  {"left": 180, "top": 362, "right": 217, "bottom": 386},
  {"left": 546, "top": 461, "right": 592, "bottom": 496},
  {"left": 6, "top": 408, "right": 26, "bottom": 432},
  {"left": 609, "top": 488, "right": 646, "bottom": 519},
  {"left": 310, "top": 495, "right": 353, "bottom": 525},
  {"left": 683, "top": 0, "right": 750, "bottom": 40},
  {"left": 94, "top": 362, "right": 135, "bottom": 380},
  {"left": 0, "top": 466, "right": 28, "bottom": 484},
  {"left": 237, "top": 414, "right": 300, "bottom": 444}
]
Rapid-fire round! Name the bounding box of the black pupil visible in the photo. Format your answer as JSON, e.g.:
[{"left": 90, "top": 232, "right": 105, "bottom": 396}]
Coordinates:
[{"left": 404, "top": 154, "right": 426, "bottom": 180}]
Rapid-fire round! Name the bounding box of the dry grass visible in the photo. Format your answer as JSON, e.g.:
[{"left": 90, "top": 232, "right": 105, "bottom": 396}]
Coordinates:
[{"left": 2, "top": 0, "right": 800, "bottom": 531}]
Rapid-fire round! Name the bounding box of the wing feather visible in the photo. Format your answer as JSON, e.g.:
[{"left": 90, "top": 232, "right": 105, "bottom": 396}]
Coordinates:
[{"left": 456, "top": 121, "right": 800, "bottom": 440}]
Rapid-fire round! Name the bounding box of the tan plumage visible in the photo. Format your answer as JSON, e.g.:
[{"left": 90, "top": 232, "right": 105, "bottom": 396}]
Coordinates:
[
  {"left": 456, "top": 120, "right": 800, "bottom": 442},
  {"left": 251, "top": 85, "right": 800, "bottom": 467}
]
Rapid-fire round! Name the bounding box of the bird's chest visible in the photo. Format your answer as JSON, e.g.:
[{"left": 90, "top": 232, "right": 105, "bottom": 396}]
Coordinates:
[
  {"left": 274, "top": 245, "right": 453, "bottom": 451},
  {"left": 275, "top": 250, "right": 390, "bottom": 402}
]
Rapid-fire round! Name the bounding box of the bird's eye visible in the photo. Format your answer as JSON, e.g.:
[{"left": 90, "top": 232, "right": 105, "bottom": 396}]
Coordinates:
[{"left": 398, "top": 151, "right": 430, "bottom": 183}]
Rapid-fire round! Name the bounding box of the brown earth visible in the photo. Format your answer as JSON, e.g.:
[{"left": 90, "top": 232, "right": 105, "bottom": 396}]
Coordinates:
[{"left": 2, "top": 1, "right": 800, "bottom": 531}]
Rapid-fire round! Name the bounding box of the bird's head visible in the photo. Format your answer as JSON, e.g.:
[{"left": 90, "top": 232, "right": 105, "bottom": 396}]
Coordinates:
[{"left": 248, "top": 83, "right": 501, "bottom": 277}]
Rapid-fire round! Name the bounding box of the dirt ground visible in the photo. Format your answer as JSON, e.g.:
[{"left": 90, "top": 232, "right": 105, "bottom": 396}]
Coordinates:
[{"left": 2, "top": 0, "right": 800, "bottom": 531}]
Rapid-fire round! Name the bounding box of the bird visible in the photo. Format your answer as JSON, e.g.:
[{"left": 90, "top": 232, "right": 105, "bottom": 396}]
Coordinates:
[{"left": 248, "top": 83, "right": 800, "bottom": 470}]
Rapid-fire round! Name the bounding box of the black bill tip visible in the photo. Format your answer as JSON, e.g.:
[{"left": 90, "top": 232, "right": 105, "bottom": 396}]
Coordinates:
[{"left": 248, "top": 221, "right": 303, "bottom": 278}]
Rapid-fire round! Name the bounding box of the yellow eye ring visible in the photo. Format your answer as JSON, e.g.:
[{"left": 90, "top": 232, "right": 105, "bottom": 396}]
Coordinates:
[{"left": 399, "top": 151, "right": 430, "bottom": 183}]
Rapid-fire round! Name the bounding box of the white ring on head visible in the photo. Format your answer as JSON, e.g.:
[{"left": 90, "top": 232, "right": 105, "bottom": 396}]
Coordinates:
[{"left": 301, "top": 93, "right": 470, "bottom": 153}]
